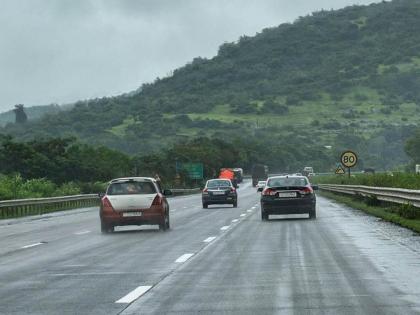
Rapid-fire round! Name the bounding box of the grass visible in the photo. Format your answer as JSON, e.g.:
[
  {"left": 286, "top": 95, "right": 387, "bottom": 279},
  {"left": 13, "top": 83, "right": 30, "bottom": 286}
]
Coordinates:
[
  {"left": 108, "top": 117, "right": 136, "bottom": 136},
  {"left": 320, "top": 191, "right": 420, "bottom": 234}
]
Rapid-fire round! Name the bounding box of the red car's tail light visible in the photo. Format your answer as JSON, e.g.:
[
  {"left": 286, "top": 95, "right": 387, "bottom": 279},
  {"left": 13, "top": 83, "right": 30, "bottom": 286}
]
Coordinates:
[
  {"left": 262, "top": 188, "right": 276, "bottom": 196},
  {"left": 101, "top": 196, "right": 114, "bottom": 212},
  {"left": 300, "top": 186, "right": 314, "bottom": 195},
  {"left": 152, "top": 194, "right": 163, "bottom": 206}
]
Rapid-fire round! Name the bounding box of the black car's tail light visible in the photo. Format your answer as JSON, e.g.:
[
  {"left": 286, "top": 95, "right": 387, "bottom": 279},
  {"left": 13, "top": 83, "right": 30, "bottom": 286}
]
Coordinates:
[
  {"left": 262, "top": 188, "right": 276, "bottom": 196},
  {"left": 300, "top": 186, "right": 313, "bottom": 195}
]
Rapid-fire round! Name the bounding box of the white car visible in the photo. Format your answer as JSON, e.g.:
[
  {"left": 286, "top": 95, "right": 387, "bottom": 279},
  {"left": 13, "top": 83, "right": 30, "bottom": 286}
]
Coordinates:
[{"left": 256, "top": 180, "right": 266, "bottom": 190}]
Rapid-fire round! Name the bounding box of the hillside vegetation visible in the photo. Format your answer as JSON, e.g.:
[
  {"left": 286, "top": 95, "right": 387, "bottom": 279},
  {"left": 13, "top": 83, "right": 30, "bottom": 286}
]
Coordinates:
[{"left": 3, "top": 0, "right": 420, "bottom": 171}]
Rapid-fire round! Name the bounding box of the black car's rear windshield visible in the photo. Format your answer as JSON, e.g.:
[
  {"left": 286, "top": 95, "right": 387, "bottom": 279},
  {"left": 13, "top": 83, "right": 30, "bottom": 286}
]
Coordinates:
[
  {"left": 107, "top": 181, "right": 156, "bottom": 195},
  {"left": 207, "top": 180, "right": 231, "bottom": 188},
  {"left": 267, "top": 177, "right": 308, "bottom": 187}
]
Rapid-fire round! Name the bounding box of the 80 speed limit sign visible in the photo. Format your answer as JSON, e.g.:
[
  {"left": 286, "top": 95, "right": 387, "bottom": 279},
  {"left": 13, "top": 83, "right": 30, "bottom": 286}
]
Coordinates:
[{"left": 341, "top": 151, "right": 358, "bottom": 168}]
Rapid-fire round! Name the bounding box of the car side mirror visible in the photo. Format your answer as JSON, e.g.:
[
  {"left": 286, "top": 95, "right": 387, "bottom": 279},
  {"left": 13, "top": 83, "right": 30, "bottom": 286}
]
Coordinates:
[
  {"left": 311, "top": 185, "right": 319, "bottom": 190},
  {"left": 163, "top": 189, "right": 173, "bottom": 196},
  {"left": 257, "top": 187, "right": 263, "bottom": 192},
  {"left": 98, "top": 192, "right": 105, "bottom": 198}
]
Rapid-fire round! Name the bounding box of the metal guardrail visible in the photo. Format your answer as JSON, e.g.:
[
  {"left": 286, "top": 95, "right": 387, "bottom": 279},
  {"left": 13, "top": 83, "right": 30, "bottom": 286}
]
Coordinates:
[
  {"left": 319, "top": 184, "right": 420, "bottom": 208},
  {"left": 0, "top": 188, "right": 201, "bottom": 219},
  {"left": 0, "top": 194, "right": 99, "bottom": 219},
  {"left": 170, "top": 188, "right": 201, "bottom": 196}
]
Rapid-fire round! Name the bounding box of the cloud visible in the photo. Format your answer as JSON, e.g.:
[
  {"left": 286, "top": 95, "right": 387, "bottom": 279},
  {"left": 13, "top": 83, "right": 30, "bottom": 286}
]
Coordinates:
[{"left": 0, "top": 0, "right": 378, "bottom": 112}]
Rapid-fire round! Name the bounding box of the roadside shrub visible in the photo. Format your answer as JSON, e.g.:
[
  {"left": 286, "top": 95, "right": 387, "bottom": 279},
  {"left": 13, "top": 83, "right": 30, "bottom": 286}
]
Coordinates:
[
  {"left": 397, "top": 203, "right": 418, "bottom": 219},
  {"left": 364, "top": 195, "right": 381, "bottom": 206}
]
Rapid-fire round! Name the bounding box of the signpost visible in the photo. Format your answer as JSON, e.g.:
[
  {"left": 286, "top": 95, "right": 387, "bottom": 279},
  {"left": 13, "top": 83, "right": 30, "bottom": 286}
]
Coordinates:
[
  {"left": 176, "top": 162, "right": 204, "bottom": 179},
  {"left": 335, "top": 165, "right": 346, "bottom": 175},
  {"left": 340, "top": 150, "right": 358, "bottom": 177}
]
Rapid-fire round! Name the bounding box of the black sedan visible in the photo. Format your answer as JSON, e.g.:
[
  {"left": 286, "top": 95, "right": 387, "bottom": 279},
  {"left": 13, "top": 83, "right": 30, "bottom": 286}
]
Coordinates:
[
  {"left": 259, "top": 176, "right": 317, "bottom": 220},
  {"left": 202, "top": 179, "right": 238, "bottom": 208}
]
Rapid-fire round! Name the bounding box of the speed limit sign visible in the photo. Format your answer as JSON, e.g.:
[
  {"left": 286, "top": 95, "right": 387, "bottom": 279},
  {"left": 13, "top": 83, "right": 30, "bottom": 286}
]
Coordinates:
[{"left": 341, "top": 151, "right": 358, "bottom": 168}]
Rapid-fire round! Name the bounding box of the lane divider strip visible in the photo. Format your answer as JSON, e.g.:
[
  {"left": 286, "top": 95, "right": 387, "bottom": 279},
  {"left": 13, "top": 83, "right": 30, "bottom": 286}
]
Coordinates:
[
  {"left": 115, "top": 285, "right": 152, "bottom": 304},
  {"left": 203, "top": 236, "right": 217, "bottom": 243},
  {"left": 175, "top": 253, "right": 194, "bottom": 263},
  {"left": 21, "top": 242, "right": 45, "bottom": 249}
]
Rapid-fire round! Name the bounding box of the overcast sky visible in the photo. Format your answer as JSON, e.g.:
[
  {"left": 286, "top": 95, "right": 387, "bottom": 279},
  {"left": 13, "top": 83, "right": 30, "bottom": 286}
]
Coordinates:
[{"left": 0, "top": 0, "right": 378, "bottom": 113}]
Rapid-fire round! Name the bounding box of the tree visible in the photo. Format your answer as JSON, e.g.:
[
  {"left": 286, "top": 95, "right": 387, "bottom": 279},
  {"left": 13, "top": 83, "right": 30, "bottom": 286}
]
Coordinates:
[{"left": 13, "top": 104, "right": 27, "bottom": 124}]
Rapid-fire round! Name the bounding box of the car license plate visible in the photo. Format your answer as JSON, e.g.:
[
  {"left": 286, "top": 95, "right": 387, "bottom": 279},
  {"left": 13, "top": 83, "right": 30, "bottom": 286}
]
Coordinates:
[
  {"left": 213, "top": 191, "right": 225, "bottom": 195},
  {"left": 123, "top": 211, "right": 142, "bottom": 217},
  {"left": 277, "top": 192, "right": 297, "bottom": 198}
]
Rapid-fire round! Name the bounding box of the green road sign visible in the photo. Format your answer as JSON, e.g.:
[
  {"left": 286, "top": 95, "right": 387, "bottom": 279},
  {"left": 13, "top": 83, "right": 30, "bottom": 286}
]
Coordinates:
[{"left": 176, "top": 162, "right": 203, "bottom": 179}]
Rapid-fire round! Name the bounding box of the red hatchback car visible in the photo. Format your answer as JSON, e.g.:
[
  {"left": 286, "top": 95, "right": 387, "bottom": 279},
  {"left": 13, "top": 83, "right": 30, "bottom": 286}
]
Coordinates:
[{"left": 99, "top": 177, "right": 172, "bottom": 233}]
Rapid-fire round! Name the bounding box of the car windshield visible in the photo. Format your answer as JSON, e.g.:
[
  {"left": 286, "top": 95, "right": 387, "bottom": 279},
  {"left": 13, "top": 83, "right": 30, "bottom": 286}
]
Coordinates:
[
  {"left": 267, "top": 177, "right": 308, "bottom": 187},
  {"left": 107, "top": 181, "right": 156, "bottom": 195},
  {"left": 207, "top": 180, "right": 231, "bottom": 188}
]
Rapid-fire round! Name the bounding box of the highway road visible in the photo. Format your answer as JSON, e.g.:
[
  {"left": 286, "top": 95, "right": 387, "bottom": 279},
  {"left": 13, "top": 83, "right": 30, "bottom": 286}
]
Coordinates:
[{"left": 0, "top": 180, "right": 419, "bottom": 314}]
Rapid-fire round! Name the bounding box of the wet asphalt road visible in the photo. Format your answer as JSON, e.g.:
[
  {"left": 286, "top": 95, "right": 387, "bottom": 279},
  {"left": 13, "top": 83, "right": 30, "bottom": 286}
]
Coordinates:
[{"left": 0, "top": 180, "right": 419, "bottom": 314}]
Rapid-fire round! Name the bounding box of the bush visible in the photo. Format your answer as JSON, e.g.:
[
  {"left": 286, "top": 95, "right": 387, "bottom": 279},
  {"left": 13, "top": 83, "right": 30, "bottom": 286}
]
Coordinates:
[{"left": 397, "top": 203, "right": 418, "bottom": 219}]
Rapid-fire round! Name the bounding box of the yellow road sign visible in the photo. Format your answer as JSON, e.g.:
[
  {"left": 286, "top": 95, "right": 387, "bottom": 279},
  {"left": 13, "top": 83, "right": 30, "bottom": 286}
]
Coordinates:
[
  {"left": 335, "top": 165, "right": 346, "bottom": 174},
  {"left": 341, "top": 151, "right": 358, "bottom": 168}
]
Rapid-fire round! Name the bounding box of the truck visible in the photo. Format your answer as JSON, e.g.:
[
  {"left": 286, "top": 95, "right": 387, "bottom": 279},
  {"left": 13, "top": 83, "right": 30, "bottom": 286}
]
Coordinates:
[
  {"left": 252, "top": 164, "right": 268, "bottom": 187},
  {"left": 219, "top": 168, "right": 243, "bottom": 185}
]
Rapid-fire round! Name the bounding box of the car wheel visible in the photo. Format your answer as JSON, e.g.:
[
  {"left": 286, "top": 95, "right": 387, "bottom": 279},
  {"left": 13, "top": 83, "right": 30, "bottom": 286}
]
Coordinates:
[
  {"left": 203, "top": 203, "right": 208, "bottom": 209},
  {"left": 101, "top": 220, "right": 111, "bottom": 233},
  {"left": 261, "top": 210, "right": 268, "bottom": 221},
  {"left": 159, "top": 212, "right": 170, "bottom": 231},
  {"left": 309, "top": 207, "right": 316, "bottom": 219}
]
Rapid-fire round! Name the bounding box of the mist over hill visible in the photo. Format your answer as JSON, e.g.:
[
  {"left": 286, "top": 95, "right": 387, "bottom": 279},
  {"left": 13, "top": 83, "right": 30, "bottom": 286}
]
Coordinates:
[{"left": 3, "top": 0, "right": 420, "bottom": 171}]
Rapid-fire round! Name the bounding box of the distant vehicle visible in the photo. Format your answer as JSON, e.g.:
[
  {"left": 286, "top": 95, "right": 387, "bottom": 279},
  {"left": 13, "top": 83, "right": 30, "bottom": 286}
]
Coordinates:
[
  {"left": 219, "top": 168, "right": 238, "bottom": 188},
  {"left": 202, "top": 179, "right": 238, "bottom": 208},
  {"left": 302, "top": 166, "right": 314, "bottom": 177},
  {"left": 233, "top": 168, "right": 244, "bottom": 183},
  {"left": 308, "top": 172, "right": 315, "bottom": 177},
  {"left": 252, "top": 164, "right": 268, "bottom": 186},
  {"left": 259, "top": 175, "right": 317, "bottom": 220},
  {"left": 256, "top": 180, "right": 266, "bottom": 190},
  {"left": 99, "top": 177, "right": 172, "bottom": 233}
]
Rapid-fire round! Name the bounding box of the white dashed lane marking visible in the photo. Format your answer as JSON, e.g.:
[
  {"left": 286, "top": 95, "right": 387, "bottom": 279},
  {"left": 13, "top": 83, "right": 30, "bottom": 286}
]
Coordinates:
[
  {"left": 203, "top": 236, "right": 217, "bottom": 243},
  {"left": 175, "top": 253, "right": 194, "bottom": 263},
  {"left": 220, "top": 226, "right": 230, "bottom": 231},
  {"left": 115, "top": 286, "right": 152, "bottom": 304},
  {"left": 240, "top": 214, "right": 246, "bottom": 217},
  {"left": 231, "top": 219, "right": 239, "bottom": 223},
  {"left": 21, "top": 242, "right": 44, "bottom": 249},
  {"left": 74, "top": 230, "right": 91, "bottom": 235}
]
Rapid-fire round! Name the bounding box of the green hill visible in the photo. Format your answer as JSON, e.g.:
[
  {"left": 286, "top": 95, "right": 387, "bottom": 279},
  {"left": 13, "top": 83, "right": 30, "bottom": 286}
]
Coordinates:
[{"left": 3, "top": 0, "right": 420, "bottom": 171}]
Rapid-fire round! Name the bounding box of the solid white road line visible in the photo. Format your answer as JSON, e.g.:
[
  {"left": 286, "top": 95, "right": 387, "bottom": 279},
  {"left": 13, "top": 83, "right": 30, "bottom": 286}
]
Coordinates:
[
  {"left": 203, "top": 236, "right": 217, "bottom": 243},
  {"left": 220, "top": 225, "right": 230, "bottom": 231},
  {"left": 175, "top": 253, "right": 194, "bottom": 263},
  {"left": 115, "top": 285, "right": 152, "bottom": 304},
  {"left": 231, "top": 219, "right": 239, "bottom": 223},
  {"left": 21, "top": 242, "right": 44, "bottom": 249},
  {"left": 74, "top": 230, "right": 91, "bottom": 235}
]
